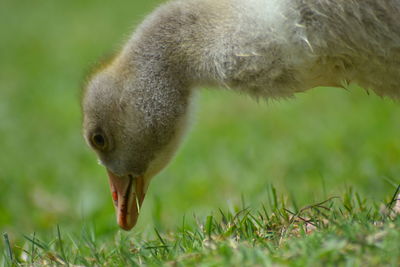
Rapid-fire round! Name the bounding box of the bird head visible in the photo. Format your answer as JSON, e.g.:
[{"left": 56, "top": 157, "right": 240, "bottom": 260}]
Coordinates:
[{"left": 82, "top": 61, "right": 190, "bottom": 230}]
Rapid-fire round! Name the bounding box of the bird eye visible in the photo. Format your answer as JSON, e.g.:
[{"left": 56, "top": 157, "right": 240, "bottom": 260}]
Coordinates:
[{"left": 91, "top": 133, "right": 107, "bottom": 150}]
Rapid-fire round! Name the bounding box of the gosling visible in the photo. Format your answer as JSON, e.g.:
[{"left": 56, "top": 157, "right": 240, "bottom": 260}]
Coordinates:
[{"left": 82, "top": 0, "right": 400, "bottom": 230}]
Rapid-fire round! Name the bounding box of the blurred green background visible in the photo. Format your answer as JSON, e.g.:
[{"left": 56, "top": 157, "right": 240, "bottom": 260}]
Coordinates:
[{"left": 1, "top": 0, "right": 399, "bottom": 242}]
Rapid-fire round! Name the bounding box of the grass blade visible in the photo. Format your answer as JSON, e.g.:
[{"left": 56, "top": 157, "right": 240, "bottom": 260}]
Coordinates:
[
  {"left": 57, "top": 225, "right": 68, "bottom": 266},
  {"left": 205, "top": 215, "right": 213, "bottom": 239},
  {"left": 154, "top": 228, "right": 169, "bottom": 253},
  {"left": 3, "top": 233, "right": 13, "bottom": 263}
]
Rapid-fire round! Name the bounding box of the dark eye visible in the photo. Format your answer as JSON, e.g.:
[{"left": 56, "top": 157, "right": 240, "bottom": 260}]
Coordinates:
[{"left": 91, "top": 133, "right": 107, "bottom": 150}]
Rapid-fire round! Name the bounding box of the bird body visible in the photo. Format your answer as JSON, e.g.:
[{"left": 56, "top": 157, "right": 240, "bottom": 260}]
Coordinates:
[{"left": 83, "top": 0, "right": 400, "bottom": 230}]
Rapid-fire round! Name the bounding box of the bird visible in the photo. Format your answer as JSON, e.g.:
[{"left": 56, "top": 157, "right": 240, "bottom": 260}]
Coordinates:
[{"left": 82, "top": 0, "right": 400, "bottom": 230}]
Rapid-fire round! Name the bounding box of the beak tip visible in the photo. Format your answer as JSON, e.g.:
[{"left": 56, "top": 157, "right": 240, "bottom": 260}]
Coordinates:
[
  {"left": 119, "top": 225, "right": 134, "bottom": 231},
  {"left": 117, "top": 217, "right": 138, "bottom": 231}
]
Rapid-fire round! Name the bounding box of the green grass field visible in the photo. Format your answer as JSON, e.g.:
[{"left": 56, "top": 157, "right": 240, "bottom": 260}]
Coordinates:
[{"left": 1, "top": 0, "right": 399, "bottom": 266}]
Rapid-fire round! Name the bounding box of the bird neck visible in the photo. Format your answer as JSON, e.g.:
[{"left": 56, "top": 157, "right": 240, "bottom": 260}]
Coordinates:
[
  {"left": 115, "top": 0, "right": 238, "bottom": 93},
  {"left": 112, "top": 0, "right": 306, "bottom": 100}
]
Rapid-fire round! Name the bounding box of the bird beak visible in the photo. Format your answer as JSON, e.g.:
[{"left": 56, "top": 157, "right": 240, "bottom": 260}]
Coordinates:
[{"left": 106, "top": 170, "right": 147, "bottom": 230}]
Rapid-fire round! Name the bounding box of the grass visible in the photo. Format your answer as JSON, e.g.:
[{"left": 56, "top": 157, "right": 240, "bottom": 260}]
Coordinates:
[
  {"left": 1, "top": 0, "right": 400, "bottom": 266},
  {"left": 2, "top": 187, "right": 400, "bottom": 266}
]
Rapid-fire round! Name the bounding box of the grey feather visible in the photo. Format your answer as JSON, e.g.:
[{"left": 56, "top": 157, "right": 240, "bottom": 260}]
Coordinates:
[{"left": 82, "top": 0, "right": 400, "bottom": 185}]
